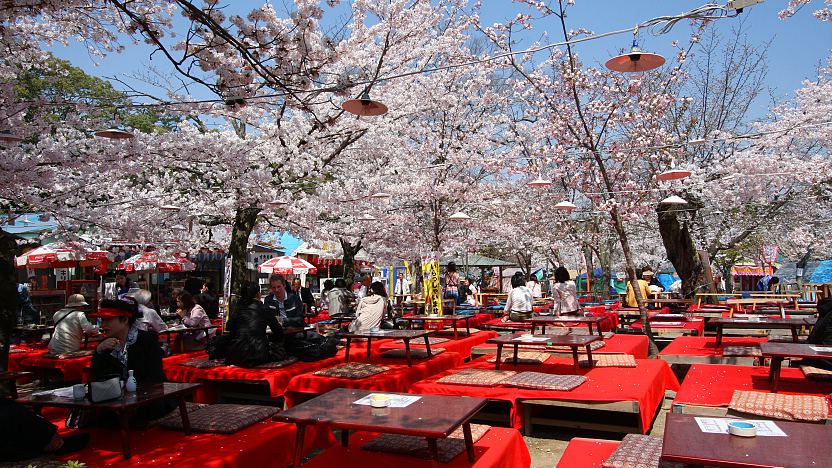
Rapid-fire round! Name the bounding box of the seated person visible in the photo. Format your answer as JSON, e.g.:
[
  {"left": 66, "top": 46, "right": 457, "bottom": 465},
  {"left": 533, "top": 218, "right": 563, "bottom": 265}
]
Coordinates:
[
  {"left": 90, "top": 299, "right": 172, "bottom": 420},
  {"left": 225, "top": 282, "right": 287, "bottom": 367},
  {"left": 349, "top": 282, "right": 390, "bottom": 333},
  {"left": 502, "top": 272, "right": 534, "bottom": 322},
  {"left": 326, "top": 278, "right": 355, "bottom": 318},
  {"left": 0, "top": 400, "right": 89, "bottom": 462},
  {"left": 176, "top": 291, "right": 214, "bottom": 350},
  {"left": 194, "top": 279, "right": 220, "bottom": 319},
  {"left": 625, "top": 272, "right": 651, "bottom": 308},
  {"left": 263, "top": 274, "right": 306, "bottom": 328},
  {"left": 291, "top": 278, "right": 317, "bottom": 315},
  {"left": 48, "top": 294, "right": 98, "bottom": 355},
  {"left": 130, "top": 289, "right": 167, "bottom": 333},
  {"left": 804, "top": 298, "right": 832, "bottom": 370}
]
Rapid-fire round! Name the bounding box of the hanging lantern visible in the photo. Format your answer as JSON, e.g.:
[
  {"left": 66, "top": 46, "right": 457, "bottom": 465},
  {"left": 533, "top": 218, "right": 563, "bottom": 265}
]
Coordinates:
[
  {"left": 527, "top": 176, "right": 553, "bottom": 188},
  {"left": 553, "top": 201, "right": 577, "bottom": 211},
  {"left": 656, "top": 169, "right": 692, "bottom": 181},
  {"left": 342, "top": 89, "right": 388, "bottom": 117},
  {"left": 660, "top": 195, "right": 688, "bottom": 205},
  {"left": 605, "top": 36, "right": 665, "bottom": 73},
  {"left": 449, "top": 211, "right": 472, "bottom": 221},
  {"left": 94, "top": 127, "right": 135, "bottom": 139}
]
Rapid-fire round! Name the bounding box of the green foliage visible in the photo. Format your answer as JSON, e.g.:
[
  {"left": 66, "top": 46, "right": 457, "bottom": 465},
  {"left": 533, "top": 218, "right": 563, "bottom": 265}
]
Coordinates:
[
  {"left": 14, "top": 54, "right": 178, "bottom": 134},
  {"left": 61, "top": 461, "right": 87, "bottom": 468}
]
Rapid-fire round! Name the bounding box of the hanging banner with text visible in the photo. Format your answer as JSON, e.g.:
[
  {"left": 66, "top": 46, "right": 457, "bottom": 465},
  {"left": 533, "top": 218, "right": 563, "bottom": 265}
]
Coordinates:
[{"left": 421, "top": 255, "right": 443, "bottom": 316}]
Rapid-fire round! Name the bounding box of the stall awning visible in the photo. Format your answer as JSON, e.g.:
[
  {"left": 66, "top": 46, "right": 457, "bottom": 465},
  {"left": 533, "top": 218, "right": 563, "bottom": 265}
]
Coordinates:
[{"left": 731, "top": 265, "right": 766, "bottom": 276}]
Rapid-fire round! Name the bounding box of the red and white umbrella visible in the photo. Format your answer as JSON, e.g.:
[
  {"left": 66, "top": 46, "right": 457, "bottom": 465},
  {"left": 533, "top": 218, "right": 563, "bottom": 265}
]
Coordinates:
[
  {"left": 16, "top": 241, "right": 114, "bottom": 269},
  {"left": 120, "top": 250, "right": 195, "bottom": 273},
  {"left": 258, "top": 256, "right": 317, "bottom": 275}
]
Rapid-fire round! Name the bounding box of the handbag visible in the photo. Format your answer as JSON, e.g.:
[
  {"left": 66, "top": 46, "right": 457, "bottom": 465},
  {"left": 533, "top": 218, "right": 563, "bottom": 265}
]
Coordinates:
[{"left": 87, "top": 374, "right": 123, "bottom": 403}]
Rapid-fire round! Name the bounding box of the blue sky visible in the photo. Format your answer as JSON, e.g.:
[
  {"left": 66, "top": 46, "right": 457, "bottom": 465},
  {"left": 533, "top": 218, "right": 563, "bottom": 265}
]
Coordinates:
[{"left": 48, "top": 1, "right": 830, "bottom": 120}]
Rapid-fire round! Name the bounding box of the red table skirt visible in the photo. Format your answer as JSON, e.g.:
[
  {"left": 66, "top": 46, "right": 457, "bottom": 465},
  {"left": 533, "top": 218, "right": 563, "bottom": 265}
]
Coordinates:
[
  {"left": 7, "top": 346, "right": 48, "bottom": 371},
  {"left": 474, "top": 333, "right": 649, "bottom": 359},
  {"left": 630, "top": 319, "right": 705, "bottom": 336},
  {"left": 658, "top": 336, "right": 769, "bottom": 358},
  {"left": 20, "top": 355, "right": 91, "bottom": 383},
  {"left": 674, "top": 364, "right": 832, "bottom": 410},
  {"left": 410, "top": 355, "right": 679, "bottom": 432},
  {"left": 164, "top": 347, "right": 371, "bottom": 401},
  {"left": 48, "top": 412, "right": 332, "bottom": 467},
  {"left": 556, "top": 437, "right": 619, "bottom": 468},
  {"left": 303, "top": 427, "right": 530, "bottom": 468},
  {"left": 284, "top": 351, "right": 464, "bottom": 407},
  {"left": 378, "top": 330, "right": 497, "bottom": 360}
]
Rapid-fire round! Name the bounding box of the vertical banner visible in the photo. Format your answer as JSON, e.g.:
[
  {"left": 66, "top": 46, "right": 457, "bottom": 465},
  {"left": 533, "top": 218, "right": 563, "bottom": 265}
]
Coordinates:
[{"left": 421, "top": 255, "right": 443, "bottom": 316}]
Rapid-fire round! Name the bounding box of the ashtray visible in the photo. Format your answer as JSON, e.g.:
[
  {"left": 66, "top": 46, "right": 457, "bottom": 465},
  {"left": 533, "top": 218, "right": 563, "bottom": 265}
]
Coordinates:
[
  {"left": 370, "top": 395, "right": 391, "bottom": 408},
  {"left": 728, "top": 421, "right": 757, "bottom": 437}
]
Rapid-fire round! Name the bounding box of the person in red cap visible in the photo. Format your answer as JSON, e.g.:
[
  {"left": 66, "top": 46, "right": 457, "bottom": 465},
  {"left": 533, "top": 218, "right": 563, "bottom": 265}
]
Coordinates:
[{"left": 90, "top": 299, "right": 165, "bottom": 384}]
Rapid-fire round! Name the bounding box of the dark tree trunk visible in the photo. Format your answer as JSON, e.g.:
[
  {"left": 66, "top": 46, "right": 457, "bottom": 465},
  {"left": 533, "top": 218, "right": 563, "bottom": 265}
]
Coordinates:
[
  {"left": 516, "top": 251, "right": 532, "bottom": 278},
  {"left": 340, "top": 238, "right": 362, "bottom": 286},
  {"left": 412, "top": 258, "right": 423, "bottom": 294},
  {"left": 796, "top": 248, "right": 813, "bottom": 288},
  {"left": 228, "top": 207, "right": 260, "bottom": 298},
  {"left": 657, "top": 206, "right": 714, "bottom": 298},
  {"left": 0, "top": 229, "right": 21, "bottom": 374}
]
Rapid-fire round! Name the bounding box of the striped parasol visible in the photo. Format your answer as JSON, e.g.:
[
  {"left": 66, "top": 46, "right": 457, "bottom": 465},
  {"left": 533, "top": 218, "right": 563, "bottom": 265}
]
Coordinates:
[
  {"left": 120, "top": 250, "right": 195, "bottom": 273},
  {"left": 258, "top": 256, "right": 317, "bottom": 275},
  {"left": 16, "top": 241, "right": 113, "bottom": 269}
]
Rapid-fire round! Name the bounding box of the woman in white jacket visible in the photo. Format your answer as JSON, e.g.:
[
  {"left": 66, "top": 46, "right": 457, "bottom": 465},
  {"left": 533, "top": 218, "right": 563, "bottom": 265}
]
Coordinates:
[{"left": 349, "top": 281, "right": 390, "bottom": 333}]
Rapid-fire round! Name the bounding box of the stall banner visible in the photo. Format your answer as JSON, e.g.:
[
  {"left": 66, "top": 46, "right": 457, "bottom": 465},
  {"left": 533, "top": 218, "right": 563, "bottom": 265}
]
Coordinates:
[{"left": 421, "top": 257, "right": 443, "bottom": 316}]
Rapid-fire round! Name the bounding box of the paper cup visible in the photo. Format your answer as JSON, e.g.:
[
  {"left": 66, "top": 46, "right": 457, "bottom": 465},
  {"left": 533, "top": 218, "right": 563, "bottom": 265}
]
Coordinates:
[
  {"left": 370, "top": 395, "right": 390, "bottom": 408},
  {"left": 728, "top": 421, "right": 757, "bottom": 437}
]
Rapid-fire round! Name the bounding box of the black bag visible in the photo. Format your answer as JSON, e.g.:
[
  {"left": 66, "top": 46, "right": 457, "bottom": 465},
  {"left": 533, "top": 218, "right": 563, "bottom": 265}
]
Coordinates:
[
  {"left": 288, "top": 333, "right": 339, "bottom": 362},
  {"left": 206, "top": 333, "right": 231, "bottom": 360}
]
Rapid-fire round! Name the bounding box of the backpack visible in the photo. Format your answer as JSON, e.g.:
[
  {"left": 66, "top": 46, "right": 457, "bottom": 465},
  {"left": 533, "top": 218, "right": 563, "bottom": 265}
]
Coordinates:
[{"left": 287, "top": 333, "right": 339, "bottom": 362}]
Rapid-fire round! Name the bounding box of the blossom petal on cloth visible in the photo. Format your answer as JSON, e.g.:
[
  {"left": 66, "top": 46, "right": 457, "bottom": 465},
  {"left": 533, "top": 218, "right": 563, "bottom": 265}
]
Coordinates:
[{"left": 579, "top": 353, "right": 636, "bottom": 368}]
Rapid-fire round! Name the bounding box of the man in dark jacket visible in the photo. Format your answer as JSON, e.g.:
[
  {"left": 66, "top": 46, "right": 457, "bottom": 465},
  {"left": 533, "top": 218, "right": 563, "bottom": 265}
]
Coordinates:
[
  {"left": 195, "top": 279, "right": 220, "bottom": 319},
  {"left": 291, "top": 278, "right": 316, "bottom": 315},
  {"left": 804, "top": 298, "right": 832, "bottom": 370},
  {"left": 263, "top": 274, "right": 305, "bottom": 328},
  {"left": 226, "top": 282, "right": 286, "bottom": 367}
]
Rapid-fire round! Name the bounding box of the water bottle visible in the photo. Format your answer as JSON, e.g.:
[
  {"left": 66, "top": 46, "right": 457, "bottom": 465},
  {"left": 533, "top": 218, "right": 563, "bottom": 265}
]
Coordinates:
[
  {"left": 96, "top": 317, "right": 102, "bottom": 330},
  {"left": 125, "top": 369, "right": 137, "bottom": 392}
]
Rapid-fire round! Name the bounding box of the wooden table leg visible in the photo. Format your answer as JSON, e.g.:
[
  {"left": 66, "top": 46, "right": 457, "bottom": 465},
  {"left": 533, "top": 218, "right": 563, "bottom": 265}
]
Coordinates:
[
  {"left": 423, "top": 335, "right": 433, "bottom": 357},
  {"left": 344, "top": 337, "right": 352, "bottom": 363},
  {"left": 770, "top": 357, "right": 783, "bottom": 393},
  {"left": 118, "top": 410, "right": 132, "bottom": 459},
  {"left": 462, "top": 422, "right": 475, "bottom": 462},
  {"left": 512, "top": 344, "right": 519, "bottom": 366},
  {"left": 293, "top": 423, "right": 306, "bottom": 467},
  {"left": 595, "top": 322, "right": 603, "bottom": 337},
  {"left": 715, "top": 326, "right": 723, "bottom": 347},
  {"left": 539, "top": 323, "right": 546, "bottom": 335},
  {"left": 465, "top": 317, "right": 471, "bottom": 336},
  {"left": 585, "top": 344, "right": 594, "bottom": 367},
  {"left": 178, "top": 396, "right": 191, "bottom": 435},
  {"left": 572, "top": 346, "right": 580, "bottom": 370},
  {"left": 427, "top": 437, "right": 439, "bottom": 460},
  {"left": 791, "top": 327, "right": 799, "bottom": 343},
  {"left": 340, "top": 429, "right": 349, "bottom": 447},
  {"left": 453, "top": 321, "right": 458, "bottom": 338},
  {"left": 495, "top": 343, "right": 503, "bottom": 370},
  {"left": 405, "top": 339, "right": 413, "bottom": 367},
  {"left": 367, "top": 336, "right": 372, "bottom": 360}
]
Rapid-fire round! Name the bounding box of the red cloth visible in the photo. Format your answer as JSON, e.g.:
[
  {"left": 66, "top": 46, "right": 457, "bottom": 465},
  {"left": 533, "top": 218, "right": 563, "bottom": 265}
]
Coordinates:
[
  {"left": 658, "top": 336, "right": 768, "bottom": 358},
  {"left": 674, "top": 364, "right": 832, "bottom": 409},
  {"left": 303, "top": 427, "right": 530, "bottom": 468},
  {"left": 467, "top": 313, "right": 497, "bottom": 328},
  {"left": 164, "top": 350, "right": 368, "bottom": 400},
  {"left": 307, "top": 313, "right": 331, "bottom": 324},
  {"left": 410, "top": 355, "right": 679, "bottom": 432},
  {"left": 556, "top": 437, "right": 619, "bottom": 468},
  {"left": 284, "top": 351, "right": 464, "bottom": 407},
  {"left": 482, "top": 318, "right": 532, "bottom": 329},
  {"left": 378, "top": 330, "right": 497, "bottom": 360},
  {"left": 586, "top": 310, "right": 619, "bottom": 331},
  {"left": 630, "top": 319, "right": 705, "bottom": 336},
  {"left": 50, "top": 416, "right": 332, "bottom": 467},
  {"left": 7, "top": 346, "right": 48, "bottom": 372},
  {"left": 20, "top": 355, "right": 91, "bottom": 382},
  {"left": 474, "top": 334, "right": 649, "bottom": 359}
]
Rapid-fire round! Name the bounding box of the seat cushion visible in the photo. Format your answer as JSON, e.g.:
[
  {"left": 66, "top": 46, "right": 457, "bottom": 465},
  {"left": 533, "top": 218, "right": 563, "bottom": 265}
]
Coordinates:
[
  {"left": 160, "top": 404, "right": 279, "bottom": 434},
  {"left": 500, "top": 372, "right": 587, "bottom": 391},
  {"left": 361, "top": 424, "right": 490, "bottom": 463},
  {"left": 486, "top": 351, "right": 550, "bottom": 365},
  {"left": 436, "top": 369, "right": 516, "bottom": 386},
  {"left": 579, "top": 353, "right": 636, "bottom": 368},
  {"left": 314, "top": 363, "right": 391, "bottom": 379},
  {"left": 728, "top": 390, "right": 829, "bottom": 422},
  {"left": 178, "top": 358, "right": 226, "bottom": 369}
]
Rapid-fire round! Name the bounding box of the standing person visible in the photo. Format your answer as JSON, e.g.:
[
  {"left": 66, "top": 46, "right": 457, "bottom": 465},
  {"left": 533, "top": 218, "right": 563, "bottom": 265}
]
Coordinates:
[
  {"left": 291, "top": 278, "right": 317, "bottom": 315},
  {"left": 111, "top": 269, "right": 138, "bottom": 300},
  {"left": 225, "top": 282, "right": 287, "bottom": 367},
  {"left": 625, "top": 272, "right": 651, "bottom": 308},
  {"left": 48, "top": 294, "right": 98, "bottom": 355},
  {"left": 355, "top": 274, "right": 372, "bottom": 300},
  {"left": 641, "top": 267, "right": 664, "bottom": 292},
  {"left": 319, "top": 279, "right": 334, "bottom": 312},
  {"left": 17, "top": 280, "right": 39, "bottom": 325},
  {"left": 551, "top": 267, "right": 580, "bottom": 316},
  {"left": 465, "top": 278, "right": 479, "bottom": 306},
  {"left": 502, "top": 272, "right": 534, "bottom": 322},
  {"left": 349, "top": 282, "right": 390, "bottom": 333},
  {"left": 263, "top": 274, "right": 305, "bottom": 328},
  {"left": 393, "top": 272, "right": 410, "bottom": 304},
  {"left": 176, "top": 291, "right": 214, "bottom": 349},
  {"left": 130, "top": 289, "right": 166, "bottom": 333},
  {"left": 526, "top": 275, "right": 543, "bottom": 299},
  {"left": 194, "top": 279, "right": 220, "bottom": 319},
  {"left": 326, "top": 278, "right": 355, "bottom": 318},
  {"left": 443, "top": 262, "right": 461, "bottom": 305}
]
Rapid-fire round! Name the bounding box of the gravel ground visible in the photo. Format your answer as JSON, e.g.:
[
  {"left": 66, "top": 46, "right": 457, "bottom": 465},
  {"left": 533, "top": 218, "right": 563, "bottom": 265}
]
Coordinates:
[{"left": 524, "top": 395, "right": 673, "bottom": 467}]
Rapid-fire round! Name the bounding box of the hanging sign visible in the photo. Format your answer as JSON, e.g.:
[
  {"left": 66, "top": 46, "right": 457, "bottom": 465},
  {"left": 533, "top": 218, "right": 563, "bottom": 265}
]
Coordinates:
[{"left": 421, "top": 255, "right": 443, "bottom": 316}]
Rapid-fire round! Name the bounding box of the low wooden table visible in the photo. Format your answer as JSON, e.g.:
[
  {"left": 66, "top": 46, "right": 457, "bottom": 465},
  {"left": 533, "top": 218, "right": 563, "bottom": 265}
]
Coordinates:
[
  {"left": 13, "top": 325, "right": 54, "bottom": 343},
  {"left": 711, "top": 317, "right": 811, "bottom": 347},
  {"left": 760, "top": 342, "right": 832, "bottom": 392},
  {"left": 661, "top": 412, "right": 831, "bottom": 467},
  {"left": 487, "top": 333, "right": 601, "bottom": 369},
  {"left": 400, "top": 314, "right": 473, "bottom": 338},
  {"left": 0, "top": 371, "right": 32, "bottom": 398},
  {"left": 159, "top": 325, "right": 218, "bottom": 353},
  {"left": 18, "top": 382, "right": 201, "bottom": 458},
  {"left": 341, "top": 329, "right": 434, "bottom": 367},
  {"left": 275, "top": 388, "right": 487, "bottom": 467},
  {"left": 527, "top": 315, "right": 605, "bottom": 336}
]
